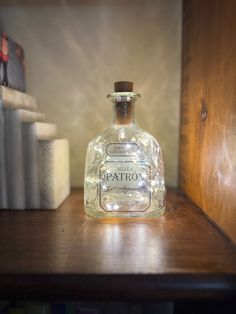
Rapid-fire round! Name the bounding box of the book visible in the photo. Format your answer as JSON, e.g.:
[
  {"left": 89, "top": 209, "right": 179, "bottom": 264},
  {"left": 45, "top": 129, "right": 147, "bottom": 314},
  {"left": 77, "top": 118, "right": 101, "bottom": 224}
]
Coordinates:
[
  {"left": 0, "top": 86, "right": 37, "bottom": 111},
  {"left": 23, "top": 122, "right": 58, "bottom": 209},
  {"left": 25, "top": 303, "right": 50, "bottom": 314},
  {"left": 4, "top": 108, "right": 46, "bottom": 209},
  {"left": 35, "top": 122, "right": 57, "bottom": 140},
  {"left": 39, "top": 139, "right": 70, "bottom": 209},
  {"left": 0, "top": 103, "right": 7, "bottom": 209},
  {"left": 4, "top": 109, "right": 25, "bottom": 209},
  {"left": 0, "top": 32, "right": 25, "bottom": 92},
  {"left": 22, "top": 123, "right": 40, "bottom": 209},
  {"left": 9, "top": 307, "right": 24, "bottom": 314},
  {"left": 0, "top": 88, "right": 38, "bottom": 209},
  {"left": 51, "top": 303, "right": 66, "bottom": 314},
  {"left": 20, "top": 109, "right": 45, "bottom": 122}
]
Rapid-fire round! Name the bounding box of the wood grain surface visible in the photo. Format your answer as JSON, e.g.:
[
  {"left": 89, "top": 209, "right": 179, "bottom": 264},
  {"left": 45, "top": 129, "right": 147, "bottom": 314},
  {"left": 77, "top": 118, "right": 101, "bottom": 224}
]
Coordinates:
[
  {"left": 0, "top": 189, "right": 236, "bottom": 300},
  {"left": 180, "top": 0, "right": 236, "bottom": 243}
]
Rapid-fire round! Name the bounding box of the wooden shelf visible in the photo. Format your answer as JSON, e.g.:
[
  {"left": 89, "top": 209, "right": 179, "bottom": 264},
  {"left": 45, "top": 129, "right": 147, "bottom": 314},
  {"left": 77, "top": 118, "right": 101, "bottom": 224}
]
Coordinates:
[{"left": 0, "top": 189, "right": 236, "bottom": 301}]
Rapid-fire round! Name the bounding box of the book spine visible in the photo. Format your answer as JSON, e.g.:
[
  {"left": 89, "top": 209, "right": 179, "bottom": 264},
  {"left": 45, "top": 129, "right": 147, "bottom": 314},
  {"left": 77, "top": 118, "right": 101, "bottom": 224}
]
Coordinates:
[
  {"left": 0, "top": 100, "right": 7, "bottom": 209},
  {"left": 39, "top": 139, "right": 70, "bottom": 209},
  {"left": 1, "top": 86, "right": 37, "bottom": 111},
  {"left": 36, "top": 122, "right": 57, "bottom": 140},
  {"left": 38, "top": 141, "right": 55, "bottom": 209},
  {"left": 20, "top": 110, "right": 45, "bottom": 123},
  {"left": 4, "top": 109, "right": 25, "bottom": 209},
  {"left": 22, "top": 123, "right": 40, "bottom": 209}
]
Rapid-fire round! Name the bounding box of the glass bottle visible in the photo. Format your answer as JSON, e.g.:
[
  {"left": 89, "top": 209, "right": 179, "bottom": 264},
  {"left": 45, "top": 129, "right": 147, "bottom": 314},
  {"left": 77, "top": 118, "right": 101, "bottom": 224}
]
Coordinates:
[{"left": 84, "top": 81, "right": 166, "bottom": 218}]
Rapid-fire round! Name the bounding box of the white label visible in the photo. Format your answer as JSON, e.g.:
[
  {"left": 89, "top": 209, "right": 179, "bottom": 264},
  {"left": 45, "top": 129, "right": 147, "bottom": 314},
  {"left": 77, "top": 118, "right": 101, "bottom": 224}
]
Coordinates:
[
  {"left": 100, "top": 161, "right": 149, "bottom": 189},
  {"left": 99, "top": 160, "right": 151, "bottom": 212},
  {"left": 106, "top": 142, "right": 139, "bottom": 156}
]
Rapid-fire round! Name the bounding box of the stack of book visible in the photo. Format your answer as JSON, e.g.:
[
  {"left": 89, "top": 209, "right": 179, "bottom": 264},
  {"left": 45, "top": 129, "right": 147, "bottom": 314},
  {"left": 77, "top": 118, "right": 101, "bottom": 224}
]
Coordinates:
[{"left": 0, "top": 32, "right": 70, "bottom": 210}]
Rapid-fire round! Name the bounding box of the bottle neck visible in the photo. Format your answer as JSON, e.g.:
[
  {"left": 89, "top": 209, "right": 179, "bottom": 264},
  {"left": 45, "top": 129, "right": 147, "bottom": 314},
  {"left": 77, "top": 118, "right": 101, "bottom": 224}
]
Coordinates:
[{"left": 113, "top": 101, "right": 135, "bottom": 125}]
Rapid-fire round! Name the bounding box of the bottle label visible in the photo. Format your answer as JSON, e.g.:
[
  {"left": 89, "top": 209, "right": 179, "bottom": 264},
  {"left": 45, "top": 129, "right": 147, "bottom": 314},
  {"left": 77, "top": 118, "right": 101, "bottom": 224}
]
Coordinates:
[
  {"left": 106, "top": 142, "right": 139, "bottom": 156},
  {"left": 99, "top": 160, "right": 151, "bottom": 212}
]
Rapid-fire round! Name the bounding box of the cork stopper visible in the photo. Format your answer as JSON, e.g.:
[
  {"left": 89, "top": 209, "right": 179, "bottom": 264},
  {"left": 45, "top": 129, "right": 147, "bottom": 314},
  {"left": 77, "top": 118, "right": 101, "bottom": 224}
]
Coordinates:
[{"left": 114, "top": 81, "right": 133, "bottom": 92}]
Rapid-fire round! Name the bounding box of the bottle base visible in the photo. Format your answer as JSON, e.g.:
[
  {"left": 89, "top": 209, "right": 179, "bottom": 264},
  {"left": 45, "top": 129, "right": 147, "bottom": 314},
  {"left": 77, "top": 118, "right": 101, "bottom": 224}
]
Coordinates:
[{"left": 84, "top": 205, "right": 165, "bottom": 219}]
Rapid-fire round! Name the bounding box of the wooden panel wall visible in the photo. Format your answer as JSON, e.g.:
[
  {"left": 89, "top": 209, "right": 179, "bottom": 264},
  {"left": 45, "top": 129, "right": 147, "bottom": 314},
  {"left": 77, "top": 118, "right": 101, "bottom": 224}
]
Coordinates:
[{"left": 180, "top": 0, "right": 236, "bottom": 243}]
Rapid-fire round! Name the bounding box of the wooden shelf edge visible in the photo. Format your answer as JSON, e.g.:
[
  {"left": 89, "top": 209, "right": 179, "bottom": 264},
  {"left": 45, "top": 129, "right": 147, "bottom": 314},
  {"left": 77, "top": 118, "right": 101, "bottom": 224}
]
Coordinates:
[{"left": 0, "top": 273, "right": 236, "bottom": 301}]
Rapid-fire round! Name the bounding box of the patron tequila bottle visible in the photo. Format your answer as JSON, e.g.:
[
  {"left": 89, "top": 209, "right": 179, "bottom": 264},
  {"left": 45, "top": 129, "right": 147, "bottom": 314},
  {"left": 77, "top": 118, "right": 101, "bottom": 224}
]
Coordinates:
[{"left": 84, "top": 81, "right": 165, "bottom": 218}]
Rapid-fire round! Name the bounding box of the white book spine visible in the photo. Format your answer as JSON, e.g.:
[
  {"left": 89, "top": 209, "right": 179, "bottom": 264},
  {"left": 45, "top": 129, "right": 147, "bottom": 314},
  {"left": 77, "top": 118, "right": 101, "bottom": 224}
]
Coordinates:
[
  {"left": 22, "top": 122, "right": 58, "bottom": 209},
  {"left": 4, "top": 109, "right": 52, "bottom": 209},
  {"left": 39, "top": 139, "right": 70, "bottom": 209},
  {"left": 35, "top": 122, "right": 57, "bottom": 140},
  {"left": 20, "top": 113, "right": 51, "bottom": 209},
  {"left": 0, "top": 101, "right": 7, "bottom": 209},
  {"left": 20, "top": 110, "right": 46, "bottom": 123},
  {"left": 1, "top": 86, "right": 37, "bottom": 111},
  {"left": 4, "top": 109, "right": 25, "bottom": 209},
  {"left": 22, "top": 123, "right": 40, "bottom": 209}
]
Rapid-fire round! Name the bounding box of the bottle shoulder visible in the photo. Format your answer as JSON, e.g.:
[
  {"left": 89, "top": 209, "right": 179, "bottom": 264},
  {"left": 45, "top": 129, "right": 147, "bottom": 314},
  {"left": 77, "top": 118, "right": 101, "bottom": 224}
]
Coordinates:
[
  {"left": 86, "top": 125, "right": 163, "bottom": 174},
  {"left": 88, "top": 124, "right": 160, "bottom": 148}
]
